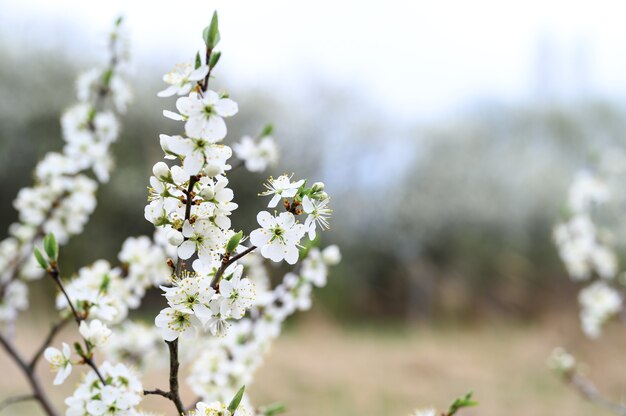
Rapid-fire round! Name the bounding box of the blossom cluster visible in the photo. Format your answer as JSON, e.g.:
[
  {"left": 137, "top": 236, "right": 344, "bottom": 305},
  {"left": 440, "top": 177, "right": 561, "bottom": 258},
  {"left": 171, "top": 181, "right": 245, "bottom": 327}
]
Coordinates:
[
  {"left": 0, "top": 19, "right": 131, "bottom": 326},
  {"left": 553, "top": 170, "right": 623, "bottom": 338},
  {"left": 187, "top": 247, "right": 341, "bottom": 402}
]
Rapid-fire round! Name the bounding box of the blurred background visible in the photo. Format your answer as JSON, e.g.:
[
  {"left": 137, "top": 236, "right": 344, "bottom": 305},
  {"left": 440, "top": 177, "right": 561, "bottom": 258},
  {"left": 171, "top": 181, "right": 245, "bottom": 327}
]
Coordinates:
[{"left": 2, "top": 1, "right": 626, "bottom": 415}]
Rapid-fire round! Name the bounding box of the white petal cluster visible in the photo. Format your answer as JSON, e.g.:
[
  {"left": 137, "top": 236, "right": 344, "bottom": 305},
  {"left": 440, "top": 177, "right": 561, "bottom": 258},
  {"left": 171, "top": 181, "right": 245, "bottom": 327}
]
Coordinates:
[
  {"left": 0, "top": 22, "right": 130, "bottom": 326},
  {"left": 65, "top": 362, "right": 143, "bottom": 416},
  {"left": 188, "top": 400, "right": 252, "bottom": 416},
  {"left": 554, "top": 169, "right": 623, "bottom": 338},
  {"left": 187, "top": 246, "right": 340, "bottom": 402},
  {"left": 233, "top": 135, "right": 278, "bottom": 173},
  {"left": 578, "top": 281, "right": 622, "bottom": 338},
  {"left": 79, "top": 319, "right": 112, "bottom": 348},
  {"left": 155, "top": 264, "right": 255, "bottom": 341},
  {"left": 101, "top": 321, "right": 167, "bottom": 371},
  {"left": 118, "top": 236, "right": 171, "bottom": 298},
  {"left": 548, "top": 347, "right": 577, "bottom": 374},
  {"left": 409, "top": 408, "right": 437, "bottom": 416}
]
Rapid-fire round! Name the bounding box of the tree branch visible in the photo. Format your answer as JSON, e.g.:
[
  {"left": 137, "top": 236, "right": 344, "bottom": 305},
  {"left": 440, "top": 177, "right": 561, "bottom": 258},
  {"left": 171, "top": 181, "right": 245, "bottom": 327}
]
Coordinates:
[
  {"left": 0, "top": 335, "right": 57, "bottom": 416},
  {"left": 569, "top": 373, "right": 626, "bottom": 416},
  {"left": 0, "top": 394, "right": 36, "bottom": 412},
  {"left": 29, "top": 316, "right": 71, "bottom": 371},
  {"left": 210, "top": 245, "right": 257, "bottom": 290}
]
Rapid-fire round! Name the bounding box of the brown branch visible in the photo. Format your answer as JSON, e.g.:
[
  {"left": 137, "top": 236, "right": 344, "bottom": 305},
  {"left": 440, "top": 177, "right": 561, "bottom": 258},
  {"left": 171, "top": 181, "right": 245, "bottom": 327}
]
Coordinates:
[
  {"left": 0, "top": 335, "right": 57, "bottom": 416},
  {"left": 210, "top": 245, "right": 257, "bottom": 290},
  {"left": 29, "top": 316, "right": 71, "bottom": 371}
]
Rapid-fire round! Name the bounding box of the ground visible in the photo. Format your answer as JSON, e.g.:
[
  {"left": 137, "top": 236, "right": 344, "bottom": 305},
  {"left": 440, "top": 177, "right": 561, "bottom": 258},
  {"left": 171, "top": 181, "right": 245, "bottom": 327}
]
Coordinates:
[{"left": 2, "top": 312, "right": 625, "bottom": 415}]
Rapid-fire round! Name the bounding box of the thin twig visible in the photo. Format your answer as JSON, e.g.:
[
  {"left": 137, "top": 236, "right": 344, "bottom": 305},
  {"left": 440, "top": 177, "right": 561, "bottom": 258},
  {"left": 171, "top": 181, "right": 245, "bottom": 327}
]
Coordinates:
[
  {"left": 0, "top": 394, "right": 36, "bottom": 412},
  {"left": 0, "top": 335, "right": 57, "bottom": 416},
  {"left": 569, "top": 373, "right": 626, "bottom": 416},
  {"left": 29, "top": 316, "right": 71, "bottom": 371},
  {"left": 210, "top": 245, "right": 257, "bottom": 290}
]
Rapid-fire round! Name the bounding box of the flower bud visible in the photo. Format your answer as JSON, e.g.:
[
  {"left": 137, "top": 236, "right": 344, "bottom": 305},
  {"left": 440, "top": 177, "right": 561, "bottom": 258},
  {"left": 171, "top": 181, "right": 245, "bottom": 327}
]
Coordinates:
[
  {"left": 200, "top": 187, "right": 215, "bottom": 201},
  {"left": 153, "top": 162, "right": 170, "bottom": 181},
  {"left": 316, "top": 191, "right": 329, "bottom": 200},
  {"left": 167, "top": 229, "right": 184, "bottom": 246},
  {"left": 204, "top": 164, "right": 221, "bottom": 178},
  {"left": 312, "top": 182, "right": 325, "bottom": 192},
  {"left": 322, "top": 245, "right": 341, "bottom": 265}
]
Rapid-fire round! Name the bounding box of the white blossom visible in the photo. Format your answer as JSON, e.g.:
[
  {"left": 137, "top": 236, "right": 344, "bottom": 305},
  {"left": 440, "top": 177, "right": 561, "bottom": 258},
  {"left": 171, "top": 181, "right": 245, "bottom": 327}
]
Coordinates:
[
  {"left": 158, "top": 63, "right": 209, "bottom": 97},
  {"left": 44, "top": 343, "right": 72, "bottom": 385},
  {"left": 260, "top": 175, "right": 304, "bottom": 208},
  {"left": 250, "top": 211, "right": 305, "bottom": 264}
]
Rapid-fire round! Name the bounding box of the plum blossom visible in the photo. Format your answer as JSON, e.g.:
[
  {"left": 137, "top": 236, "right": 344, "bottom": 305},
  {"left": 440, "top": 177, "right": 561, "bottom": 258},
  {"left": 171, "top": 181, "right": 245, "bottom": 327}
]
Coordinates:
[
  {"left": 158, "top": 63, "right": 209, "bottom": 97},
  {"left": 167, "top": 91, "right": 238, "bottom": 142},
  {"left": 44, "top": 343, "right": 73, "bottom": 385},
  {"left": 260, "top": 175, "right": 305, "bottom": 208},
  {"left": 250, "top": 211, "right": 305, "bottom": 265},
  {"left": 233, "top": 135, "right": 278, "bottom": 172}
]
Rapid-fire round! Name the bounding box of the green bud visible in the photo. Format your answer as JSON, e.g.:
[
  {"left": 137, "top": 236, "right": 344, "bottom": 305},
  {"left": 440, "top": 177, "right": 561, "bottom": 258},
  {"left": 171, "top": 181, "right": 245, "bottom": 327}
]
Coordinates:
[
  {"left": 315, "top": 191, "right": 329, "bottom": 200},
  {"left": 312, "top": 182, "right": 325, "bottom": 192},
  {"left": 261, "top": 124, "right": 274, "bottom": 137},
  {"left": 34, "top": 247, "right": 48, "bottom": 269},
  {"left": 43, "top": 233, "right": 58, "bottom": 261},
  {"left": 74, "top": 342, "right": 84, "bottom": 357},
  {"left": 195, "top": 51, "right": 202, "bottom": 69},
  {"left": 227, "top": 385, "right": 245, "bottom": 412},
  {"left": 209, "top": 51, "right": 221, "bottom": 68},
  {"left": 447, "top": 391, "right": 478, "bottom": 416},
  {"left": 203, "top": 11, "right": 221, "bottom": 49},
  {"left": 115, "top": 16, "right": 123, "bottom": 27},
  {"left": 226, "top": 232, "right": 243, "bottom": 254}
]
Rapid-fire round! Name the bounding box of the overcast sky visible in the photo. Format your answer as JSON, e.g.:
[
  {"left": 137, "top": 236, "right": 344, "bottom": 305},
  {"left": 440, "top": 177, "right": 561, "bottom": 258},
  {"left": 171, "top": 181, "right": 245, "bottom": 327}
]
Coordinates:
[{"left": 3, "top": 0, "right": 626, "bottom": 120}]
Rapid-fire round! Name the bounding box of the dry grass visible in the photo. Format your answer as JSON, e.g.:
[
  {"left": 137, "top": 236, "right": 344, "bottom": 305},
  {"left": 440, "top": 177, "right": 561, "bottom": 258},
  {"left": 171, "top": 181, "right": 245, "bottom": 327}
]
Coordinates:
[{"left": 2, "top": 312, "right": 626, "bottom": 415}]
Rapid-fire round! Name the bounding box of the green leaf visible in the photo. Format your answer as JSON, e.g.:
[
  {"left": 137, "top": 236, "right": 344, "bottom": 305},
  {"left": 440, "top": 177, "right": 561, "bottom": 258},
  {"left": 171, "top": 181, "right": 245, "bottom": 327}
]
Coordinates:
[
  {"left": 203, "top": 11, "right": 221, "bottom": 49},
  {"left": 34, "top": 247, "right": 48, "bottom": 269},
  {"left": 209, "top": 51, "right": 221, "bottom": 68},
  {"left": 195, "top": 51, "right": 202, "bottom": 69},
  {"left": 226, "top": 231, "right": 243, "bottom": 254},
  {"left": 227, "top": 385, "right": 245, "bottom": 412},
  {"left": 115, "top": 15, "right": 123, "bottom": 27},
  {"left": 262, "top": 403, "right": 286, "bottom": 415},
  {"left": 447, "top": 391, "right": 478, "bottom": 416},
  {"left": 261, "top": 123, "right": 274, "bottom": 137},
  {"left": 43, "top": 233, "right": 58, "bottom": 261},
  {"left": 102, "top": 68, "right": 114, "bottom": 87}
]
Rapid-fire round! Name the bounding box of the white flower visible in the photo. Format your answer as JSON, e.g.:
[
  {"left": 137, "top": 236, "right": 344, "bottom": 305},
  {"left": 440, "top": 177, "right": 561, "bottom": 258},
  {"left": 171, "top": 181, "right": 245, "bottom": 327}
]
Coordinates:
[
  {"left": 302, "top": 196, "right": 332, "bottom": 239},
  {"left": 164, "top": 134, "right": 232, "bottom": 176},
  {"left": 568, "top": 171, "right": 610, "bottom": 214},
  {"left": 79, "top": 319, "right": 112, "bottom": 347},
  {"left": 260, "top": 175, "right": 305, "bottom": 208},
  {"left": 173, "top": 91, "right": 238, "bottom": 141},
  {"left": 155, "top": 307, "right": 196, "bottom": 341},
  {"left": 548, "top": 347, "right": 576, "bottom": 373},
  {"left": 579, "top": 281, "right": 622, "bottom": 338},
  {"left": 220, "top": 266, "right": 256, "bottom": 319},
  {"left": 250, "top": 211, "right": 304, "bottom": 265},
  {"left": 322, "top": 245, "right": 342, "bottom": 265},
  {"left": 158, "top": 63, "right": 209, "bottom": 97},
  {"left": 233, "top": 135, "right": 278, "bottom": 172},
  {"left": 178, "top": 220, "right": 227, "bottom": 264},
  {"left": 44, "top": 343, "right": 72, "bottom": 385}
]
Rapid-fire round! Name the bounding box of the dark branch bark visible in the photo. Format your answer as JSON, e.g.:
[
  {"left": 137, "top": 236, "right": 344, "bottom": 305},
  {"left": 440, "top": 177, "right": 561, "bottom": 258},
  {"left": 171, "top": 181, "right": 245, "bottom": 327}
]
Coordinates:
[
  {"left": 569, "top": 373, "right": 626, "bottom": 416},
  {"left": 29, "top": 316, "right": 71, "bottom": 371},
  {"left": 210, "top": 245, "right": 257, "bottom": 290},
  {"left": 0, "top": 335, "right": 57, "bottom": 416}
]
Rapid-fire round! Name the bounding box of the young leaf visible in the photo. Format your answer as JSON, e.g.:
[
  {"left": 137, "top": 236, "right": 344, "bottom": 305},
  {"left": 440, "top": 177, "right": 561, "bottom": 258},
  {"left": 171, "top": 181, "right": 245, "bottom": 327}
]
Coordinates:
[
  {"left": 447, "top": 391, "right": 478, "bottom": 416},
  {"left": 226, "top": 231, "right": 243, "bottom": 254},
  {"left": 203, "top": 11, "right": 221, "bottom": 49},
  {"left": 227, "top": 385, "right": 246, "bottom": 412},
  {"left": 209, "top": 51, "right": 221, "bottom": 68},
  {"left": 262, "top": 403, "right": 286, "bottom": 415},
  {"left": 43, "top": 233, "right": 58, "bottom": 261},
  {"left": 195, "top": 51, "right": 202, "bottom": 69},
  {"left": 34, "top": 247, "right": 48, "bottom": 269},
  {"left": 261, "top": 123, "right": 274, "bottom": 137}
]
